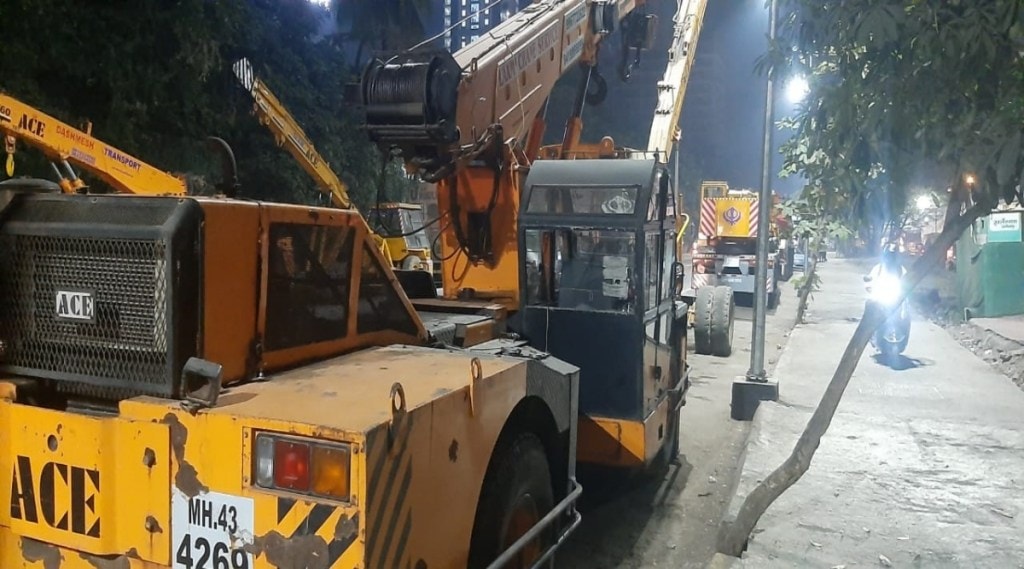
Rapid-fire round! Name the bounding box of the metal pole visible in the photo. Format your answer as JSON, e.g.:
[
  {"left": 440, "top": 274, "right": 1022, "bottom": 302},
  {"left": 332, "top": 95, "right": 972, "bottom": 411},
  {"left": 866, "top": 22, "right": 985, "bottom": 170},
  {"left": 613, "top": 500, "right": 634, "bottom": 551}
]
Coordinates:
[
  {"left": 747, "top": 0, "right": 777, "bottom": 381},
  {"left": 674, "top": 140, "right": 681, "bottom": 221}
]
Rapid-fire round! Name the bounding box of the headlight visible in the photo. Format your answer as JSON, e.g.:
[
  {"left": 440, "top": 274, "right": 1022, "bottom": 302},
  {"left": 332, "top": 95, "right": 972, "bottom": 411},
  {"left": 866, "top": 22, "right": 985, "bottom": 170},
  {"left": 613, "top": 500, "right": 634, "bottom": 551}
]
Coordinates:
[
  {"left": 253, "top": 432, "right": 352, "bottom": 502},
  {"left": 870, "top": 274, "right": 902, "bottom": 306}
]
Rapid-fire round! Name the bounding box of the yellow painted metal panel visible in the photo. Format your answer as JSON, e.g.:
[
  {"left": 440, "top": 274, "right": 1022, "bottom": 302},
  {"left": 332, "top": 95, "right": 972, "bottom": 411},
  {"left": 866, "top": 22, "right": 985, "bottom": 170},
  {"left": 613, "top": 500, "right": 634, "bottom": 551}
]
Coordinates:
[
  {"left": 714, "top": 198, "right": 755, "bottom": 238},
  {"left": 0, "top": 401, "right": 171, "bottom": 564},
  {"left": 1, "top": 525, "right": 168, "bottom": 568},
  {"left": 577, "top": 396, "right": 671, "bottom": 468},
  {"left": 577, "top": 415, "right": 646, "bottom": 467},
  {"left": 1, "top": 347, "right": 535, "bottom": 568}
]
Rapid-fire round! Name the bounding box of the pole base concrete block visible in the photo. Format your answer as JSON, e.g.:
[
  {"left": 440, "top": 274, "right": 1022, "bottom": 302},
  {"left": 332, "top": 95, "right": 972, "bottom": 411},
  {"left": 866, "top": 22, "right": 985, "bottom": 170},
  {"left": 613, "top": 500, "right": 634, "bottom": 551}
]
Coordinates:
[{"left": 731, "top": 377, "right": 779, "bottom": 421}]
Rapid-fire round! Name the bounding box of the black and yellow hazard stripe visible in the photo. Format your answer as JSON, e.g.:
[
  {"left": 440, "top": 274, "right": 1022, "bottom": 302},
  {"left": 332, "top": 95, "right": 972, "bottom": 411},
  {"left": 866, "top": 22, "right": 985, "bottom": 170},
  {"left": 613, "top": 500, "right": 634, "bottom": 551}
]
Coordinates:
[
  {"left": 365, "top": 412, "right": 414, "bottom": 569},
  {"left": 275, "top": 497, "right": 359, "bottom": 568}
]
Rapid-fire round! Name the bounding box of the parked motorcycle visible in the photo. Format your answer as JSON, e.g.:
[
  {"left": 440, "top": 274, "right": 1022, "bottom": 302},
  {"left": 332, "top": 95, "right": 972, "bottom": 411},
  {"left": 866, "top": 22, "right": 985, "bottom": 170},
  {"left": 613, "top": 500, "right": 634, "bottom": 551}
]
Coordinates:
[{"left": 863, "top": 268, "right": 911, "bottom": 359}]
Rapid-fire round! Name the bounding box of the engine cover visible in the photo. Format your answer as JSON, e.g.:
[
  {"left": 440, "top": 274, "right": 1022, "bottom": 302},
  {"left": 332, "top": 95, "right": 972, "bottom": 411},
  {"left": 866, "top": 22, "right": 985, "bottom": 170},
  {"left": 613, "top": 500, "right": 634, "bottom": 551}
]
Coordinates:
[{"left": 0, "top": 194, "right": 203, "bottom": 399}]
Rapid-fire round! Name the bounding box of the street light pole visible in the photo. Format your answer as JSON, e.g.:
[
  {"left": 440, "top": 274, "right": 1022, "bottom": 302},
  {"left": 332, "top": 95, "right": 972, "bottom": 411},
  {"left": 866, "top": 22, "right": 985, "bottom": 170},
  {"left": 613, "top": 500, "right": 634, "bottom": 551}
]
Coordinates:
[
  {"left": 732, "top": 0, "right": 781, "bottom": 420},
  {"left": 746, "top": 0, "right": 778, "bottom": 382}
]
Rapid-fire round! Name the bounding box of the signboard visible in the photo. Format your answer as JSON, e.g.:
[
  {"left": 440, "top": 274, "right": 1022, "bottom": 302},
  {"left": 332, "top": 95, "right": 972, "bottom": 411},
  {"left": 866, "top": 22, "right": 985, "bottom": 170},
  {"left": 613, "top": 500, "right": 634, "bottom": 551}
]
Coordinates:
[
  {"left": 987, "top": 212, "right": 1022, "bottom": 243},
  {"left": 497, "top": 24, "right": 561, "bottom": 88}
]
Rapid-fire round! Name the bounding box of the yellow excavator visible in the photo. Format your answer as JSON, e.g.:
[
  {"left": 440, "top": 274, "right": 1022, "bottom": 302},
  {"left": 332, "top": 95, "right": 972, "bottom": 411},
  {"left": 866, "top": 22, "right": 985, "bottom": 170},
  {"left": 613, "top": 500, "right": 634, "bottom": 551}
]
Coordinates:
[{"left": 231, "top": 57, "right": 433, "bottom": 275}]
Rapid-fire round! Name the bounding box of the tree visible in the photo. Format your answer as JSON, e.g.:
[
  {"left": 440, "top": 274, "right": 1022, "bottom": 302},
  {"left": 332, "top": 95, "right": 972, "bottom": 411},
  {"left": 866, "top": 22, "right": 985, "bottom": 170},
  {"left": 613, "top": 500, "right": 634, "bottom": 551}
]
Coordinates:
[
  {"left": 780, "top": 186, "right": 853, "bottom": 324},
  {"left": 718, "top": 0, "right": 1022, "bottom": 556},
  {"left": 0, "top": 0, "right": 415, "bottom": 209},
  {"left": 335, "top": 0, "right": 433, "bottom": 68}
]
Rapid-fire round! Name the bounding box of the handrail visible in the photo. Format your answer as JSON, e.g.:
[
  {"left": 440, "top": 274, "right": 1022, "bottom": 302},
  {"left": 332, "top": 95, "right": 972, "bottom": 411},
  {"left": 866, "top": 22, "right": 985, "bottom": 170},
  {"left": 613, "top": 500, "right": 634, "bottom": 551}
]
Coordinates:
[{"left": 485, "top": 478, "right": 583, "bottom": 569}]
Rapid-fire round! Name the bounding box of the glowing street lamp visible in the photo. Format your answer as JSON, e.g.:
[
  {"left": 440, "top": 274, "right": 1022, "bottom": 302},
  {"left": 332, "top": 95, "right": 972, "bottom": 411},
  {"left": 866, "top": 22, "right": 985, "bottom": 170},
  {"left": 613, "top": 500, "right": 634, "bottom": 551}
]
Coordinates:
[
  {"left": 916, "top": 195, "right": 932, "bottom": 211},
  {"left": 965, "top": 173, "right": 976, "bottom": 187},
  {"left": 785, "top": 76, "right": 809, "bottom": 104}
]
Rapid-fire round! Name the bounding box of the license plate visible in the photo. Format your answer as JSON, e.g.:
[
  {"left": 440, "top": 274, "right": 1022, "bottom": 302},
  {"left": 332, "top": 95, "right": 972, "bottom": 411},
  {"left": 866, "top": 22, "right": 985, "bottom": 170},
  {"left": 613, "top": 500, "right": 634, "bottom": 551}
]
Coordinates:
[
  {"left": 724, "top": 256, "right": 740, "bottom": 268},
  {"left": 172, "top": 489, "right": 255, "bottom": 569}
]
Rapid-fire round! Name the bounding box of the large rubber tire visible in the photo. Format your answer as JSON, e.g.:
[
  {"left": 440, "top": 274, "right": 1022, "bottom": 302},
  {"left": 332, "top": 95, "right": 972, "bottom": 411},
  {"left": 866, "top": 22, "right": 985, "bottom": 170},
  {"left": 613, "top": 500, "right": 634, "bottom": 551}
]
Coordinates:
[
  {"left": 0, "top": 177, "right": 60, "bottom": 193},
  {"left": 693, "top": 286, "right": 715, "bottom": 355},
  {"left": 468, "top": 433, "right": 554, "bottom": 569},
  {"left": 895, "top": 319, "right": 911, "bottom": 354},
  {"left": 709, "top": 286, "right": 735, "bottom": 357}
]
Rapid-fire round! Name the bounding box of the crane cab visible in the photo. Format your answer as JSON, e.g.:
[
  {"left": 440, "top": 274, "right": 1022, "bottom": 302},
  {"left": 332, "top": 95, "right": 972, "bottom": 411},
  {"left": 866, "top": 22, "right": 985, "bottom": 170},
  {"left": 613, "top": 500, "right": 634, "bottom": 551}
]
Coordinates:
[{"left": 517, "top": 159, "right": 690, "bottom": 469}]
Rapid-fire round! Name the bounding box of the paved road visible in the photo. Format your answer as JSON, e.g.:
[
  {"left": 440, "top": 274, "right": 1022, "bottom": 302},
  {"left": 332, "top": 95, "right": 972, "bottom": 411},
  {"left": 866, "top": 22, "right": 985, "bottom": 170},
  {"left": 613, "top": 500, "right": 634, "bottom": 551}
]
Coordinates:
[
  {"left": 559, "top": 269, "right": 800, "bottom": 568},
  {"left": 727, "top": 259, "right": 1024, "bottom": 568}
]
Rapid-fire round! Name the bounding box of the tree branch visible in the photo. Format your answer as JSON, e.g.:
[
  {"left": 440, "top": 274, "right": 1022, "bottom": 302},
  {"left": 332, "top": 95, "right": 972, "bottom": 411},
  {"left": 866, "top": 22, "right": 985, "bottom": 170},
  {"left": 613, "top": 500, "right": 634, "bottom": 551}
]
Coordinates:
[{"left": 717, "top": 200, "right": 991, "bottom": 557}]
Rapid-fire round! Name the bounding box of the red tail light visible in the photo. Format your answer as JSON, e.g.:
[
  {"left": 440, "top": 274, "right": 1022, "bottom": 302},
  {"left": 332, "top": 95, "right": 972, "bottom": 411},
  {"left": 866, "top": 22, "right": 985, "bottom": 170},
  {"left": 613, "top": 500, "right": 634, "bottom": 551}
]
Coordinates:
[
  {"left": 254, "top": 432, "right": 353, "bottom": 502},
  {"left": 274, "top": 440, "right": 311, "bottom": 491}
]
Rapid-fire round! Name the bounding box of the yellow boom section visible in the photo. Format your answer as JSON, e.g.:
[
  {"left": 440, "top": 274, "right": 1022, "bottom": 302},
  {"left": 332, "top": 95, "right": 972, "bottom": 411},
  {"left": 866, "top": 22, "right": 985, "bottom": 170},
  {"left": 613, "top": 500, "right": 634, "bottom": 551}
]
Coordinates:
[
  {"left": 645, "top": 0, "right": 708, "bottom": 161},
  {"left": 231, "top": 58, "right": 353, "bottom": 209},
  {"left": 0, "top": 93, "right": 187, "bottom": 195}
]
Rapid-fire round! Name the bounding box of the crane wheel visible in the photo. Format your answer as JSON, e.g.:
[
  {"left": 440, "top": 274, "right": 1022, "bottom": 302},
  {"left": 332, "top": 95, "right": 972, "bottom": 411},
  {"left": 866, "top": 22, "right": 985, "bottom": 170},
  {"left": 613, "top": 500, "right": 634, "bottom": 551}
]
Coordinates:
[
  {"left": 709, "top": 286, "right": 735, "bottom": 357},
  {"left": 693, "top": 286, "right": 715, "bottom": 355},
  {"left": 468, "top": 432, "right": 554, "bottom": 569},
  {"left": 695, "top": 286, "right": 734, "bottom": 357}
]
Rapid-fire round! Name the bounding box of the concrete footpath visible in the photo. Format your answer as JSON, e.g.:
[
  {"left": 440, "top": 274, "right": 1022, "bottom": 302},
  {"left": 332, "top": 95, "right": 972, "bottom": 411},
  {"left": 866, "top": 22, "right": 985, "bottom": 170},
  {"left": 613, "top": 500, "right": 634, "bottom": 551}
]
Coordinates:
[
  {"left": 719, "top": 259, "right": 1024, "bottom": 568},
  {"left": 971, "top": 314, "right": 1024, "bottom": 345}
]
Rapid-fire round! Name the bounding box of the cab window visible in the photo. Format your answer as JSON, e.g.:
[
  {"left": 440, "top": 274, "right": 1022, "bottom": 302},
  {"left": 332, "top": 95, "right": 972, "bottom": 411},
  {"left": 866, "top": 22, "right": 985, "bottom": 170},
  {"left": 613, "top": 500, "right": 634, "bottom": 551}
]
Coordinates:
[{"left": 525, "top": 228, "right": 636, "bottom": 313}]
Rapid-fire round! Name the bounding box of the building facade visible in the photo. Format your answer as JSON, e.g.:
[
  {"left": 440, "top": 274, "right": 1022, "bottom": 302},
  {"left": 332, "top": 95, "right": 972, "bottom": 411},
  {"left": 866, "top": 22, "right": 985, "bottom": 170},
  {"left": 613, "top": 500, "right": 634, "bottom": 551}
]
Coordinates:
[{"left": 443, "top": 0, "right": 530, "bottom": 50}]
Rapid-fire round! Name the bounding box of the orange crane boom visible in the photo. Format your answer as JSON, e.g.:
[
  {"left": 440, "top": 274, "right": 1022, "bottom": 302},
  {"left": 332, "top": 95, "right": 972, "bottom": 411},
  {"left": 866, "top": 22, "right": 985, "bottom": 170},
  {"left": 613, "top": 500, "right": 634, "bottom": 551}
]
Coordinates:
[{"left": 362, "top": 0, "right": 655, "bottom": 307}]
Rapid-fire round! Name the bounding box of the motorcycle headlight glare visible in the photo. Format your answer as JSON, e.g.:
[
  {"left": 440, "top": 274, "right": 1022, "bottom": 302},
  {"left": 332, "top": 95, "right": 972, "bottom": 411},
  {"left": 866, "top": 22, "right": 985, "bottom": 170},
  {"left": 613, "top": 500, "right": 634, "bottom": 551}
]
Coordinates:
[{"left": 871, "top": 275, "right": 902, "bottom": 306}]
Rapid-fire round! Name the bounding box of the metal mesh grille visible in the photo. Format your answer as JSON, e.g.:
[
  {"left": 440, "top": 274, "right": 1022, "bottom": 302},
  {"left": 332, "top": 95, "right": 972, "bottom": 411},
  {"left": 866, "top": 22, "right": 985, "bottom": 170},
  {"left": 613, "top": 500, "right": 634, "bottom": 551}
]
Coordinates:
[{"left": 0, "top": 234, "right": 169, "bottom": 388}]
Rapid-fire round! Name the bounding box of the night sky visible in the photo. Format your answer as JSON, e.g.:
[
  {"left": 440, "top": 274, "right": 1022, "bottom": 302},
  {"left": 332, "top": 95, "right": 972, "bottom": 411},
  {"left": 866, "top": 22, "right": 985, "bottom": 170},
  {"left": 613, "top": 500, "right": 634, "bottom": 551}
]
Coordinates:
[
  {"left": 680, "top": 0, "right": 804, "bottom": 196},
  {"left": 542, "top": 0, "right": 803, "bottom": 196}
]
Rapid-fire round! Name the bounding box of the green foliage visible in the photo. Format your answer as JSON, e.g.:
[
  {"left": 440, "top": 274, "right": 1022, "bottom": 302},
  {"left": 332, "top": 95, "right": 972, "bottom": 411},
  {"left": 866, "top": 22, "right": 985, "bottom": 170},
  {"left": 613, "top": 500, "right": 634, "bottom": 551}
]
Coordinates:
[
  {"left": 790, "top": 271, "right": 820, "bottom": 293},
  {"left": 0, "top": 0, "right": 414, "bottom": 208},
  {"left": 771, "top": 0, "right": 1024, "bottom": 232},
  {"left": 780, "top": 186, "right": 853, "bottom": 244},
  {"left": 336, "top": 0, "right": 433, "bottom": 66},
  {"left": 781, "top": 185, "right": 851, "bottom": 321}
]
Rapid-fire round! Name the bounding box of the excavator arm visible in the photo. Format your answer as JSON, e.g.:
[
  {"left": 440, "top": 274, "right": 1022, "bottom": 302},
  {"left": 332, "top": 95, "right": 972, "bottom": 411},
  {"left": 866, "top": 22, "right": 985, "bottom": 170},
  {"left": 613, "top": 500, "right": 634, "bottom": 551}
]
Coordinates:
[
  {"left": 231, "top": 58, "right": 353, "bottom": 209},
  {"left": 0, "top": 93, "right": 187, "bottom": 195},
  {"left": 361, "top": 0, "right": 653, "bottom": 307}
]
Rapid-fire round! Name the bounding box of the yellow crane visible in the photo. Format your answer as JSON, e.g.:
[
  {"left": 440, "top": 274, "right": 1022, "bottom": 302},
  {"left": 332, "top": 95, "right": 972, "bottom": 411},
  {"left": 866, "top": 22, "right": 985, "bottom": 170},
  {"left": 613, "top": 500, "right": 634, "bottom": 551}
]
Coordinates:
[
  {"left": 0, "top": 92, "right": 187, "bottom": 195},
  {"left": 231, "top": 57, "right": 432, "bottom": 274},
  {"left": 1, "top": 2, "right": 711, "bottom": 568}
]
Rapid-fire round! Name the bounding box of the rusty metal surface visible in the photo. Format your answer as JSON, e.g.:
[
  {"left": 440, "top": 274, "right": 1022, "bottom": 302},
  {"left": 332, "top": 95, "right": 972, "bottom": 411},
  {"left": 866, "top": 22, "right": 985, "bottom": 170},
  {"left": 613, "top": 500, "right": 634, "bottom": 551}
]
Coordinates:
[{"left": 209, "top": 345, "right": 521, "bottom": 433}]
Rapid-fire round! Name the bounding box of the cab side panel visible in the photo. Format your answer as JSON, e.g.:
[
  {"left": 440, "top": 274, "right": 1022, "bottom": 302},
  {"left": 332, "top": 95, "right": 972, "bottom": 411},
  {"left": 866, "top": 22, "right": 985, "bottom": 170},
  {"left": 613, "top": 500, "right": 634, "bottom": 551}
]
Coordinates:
[{"left": 198, "top": 201, "right": 262, "bottom": 384}]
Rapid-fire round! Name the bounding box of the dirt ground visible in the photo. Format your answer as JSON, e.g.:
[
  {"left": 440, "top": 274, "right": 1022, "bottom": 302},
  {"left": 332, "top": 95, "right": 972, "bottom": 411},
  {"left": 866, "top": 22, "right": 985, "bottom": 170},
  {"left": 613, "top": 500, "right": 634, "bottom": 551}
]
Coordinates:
[
  {"left": 911, "top": 264, "right": 1024, "bottom": 391},
  {"left": 557, "top": 282, "right": 802, "bottom": 568}
]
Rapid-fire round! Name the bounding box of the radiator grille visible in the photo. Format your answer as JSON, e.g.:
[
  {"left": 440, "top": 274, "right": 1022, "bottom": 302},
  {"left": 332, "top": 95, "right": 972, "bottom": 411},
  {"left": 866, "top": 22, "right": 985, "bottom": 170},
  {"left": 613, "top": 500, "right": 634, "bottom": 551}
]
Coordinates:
[{"left": 0, "top": 234, "right": 169, "bottom": 389}]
